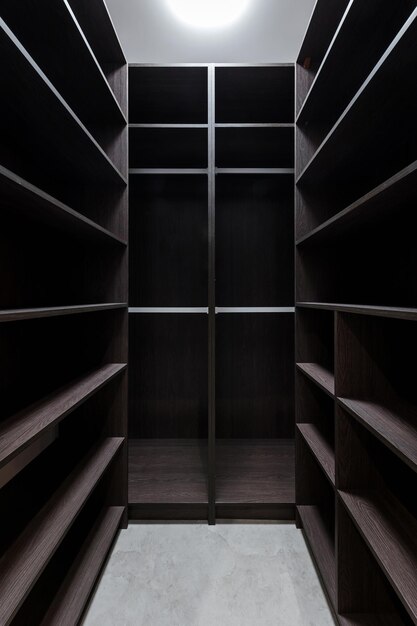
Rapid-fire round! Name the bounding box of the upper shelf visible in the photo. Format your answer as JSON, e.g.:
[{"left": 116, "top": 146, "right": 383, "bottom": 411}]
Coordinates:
[
  {"left": 66, "top": 0, "right": 125, "bottom": 67},
  {"left": 0, "top": 18, "right": 127, "bottom": 188},
  {"left": 296, "top": 10, "right": 417, "bottom": 195},
  {"left": 0, "top": 165, "right": 127, "bottom": 246},
  {"left": 129, "top": 66, "right": 208, "bottom": 124},
  {"left": 297, "top": 1, "right": 415, "bottom": 132},
  {"left": 215, "top": 65, "right": 294, "bottom": 124},
  {"left": 0, "top": 0, "right": 126, "bottom": 148},
  {"left": 0, "top": 303, "right": 127, "bottom": 323}
]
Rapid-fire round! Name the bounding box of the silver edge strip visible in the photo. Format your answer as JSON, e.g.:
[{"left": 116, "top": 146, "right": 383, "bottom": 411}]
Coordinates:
[
  {"left": 215, "top": 307, "right": 295, "bottom": 313},
  {"left": 128, "top": 307, "right": 209, "bottom": 313},
  {"left": 215, "top": 168, "right": 295, "bottom": 174},
  {"left": 129, "top": 168, "right": 208, "bottom": 175},
  {"left": 129, "top": 124, "right": 209, "bottom": 128},
  {"left": 215, "top": 123, "right": 294, "bottom": 128}
]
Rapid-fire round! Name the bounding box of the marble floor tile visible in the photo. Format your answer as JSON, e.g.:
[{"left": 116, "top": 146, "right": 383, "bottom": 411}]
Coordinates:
[{"left": 82, "top": 523, "right": 336, "bottom": 626}]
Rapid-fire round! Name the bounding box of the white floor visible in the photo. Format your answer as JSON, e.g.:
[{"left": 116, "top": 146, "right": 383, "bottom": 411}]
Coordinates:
[{"left": 82, "top": 523, "right": 336, "bottom": 626}]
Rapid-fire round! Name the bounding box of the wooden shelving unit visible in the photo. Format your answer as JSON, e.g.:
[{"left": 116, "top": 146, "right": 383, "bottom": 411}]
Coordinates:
[
  {"left": 128, "top": 64, "right": 295, "bottom": 523},
  {"left": 296, "top": 2, "right": 417, "bottom": 623},
  {"left": 0, "top": 1, "right": 127, "bottom": 622}
]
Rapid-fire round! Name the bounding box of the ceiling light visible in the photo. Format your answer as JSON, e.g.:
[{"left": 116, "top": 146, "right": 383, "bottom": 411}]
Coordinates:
[{"left": 166, "top": 0, "right": 251, "bottom": 29}]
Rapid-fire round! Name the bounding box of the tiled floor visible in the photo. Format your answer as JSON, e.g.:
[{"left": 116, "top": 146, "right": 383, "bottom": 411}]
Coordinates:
[{"left": 83, "top": 523, "right": 336, "bottom": 626}]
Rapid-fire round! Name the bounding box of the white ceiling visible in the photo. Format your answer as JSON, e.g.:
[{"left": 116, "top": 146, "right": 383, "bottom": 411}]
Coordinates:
[{"left": 106, "top": 0, "right": 316, "bottom": 63}]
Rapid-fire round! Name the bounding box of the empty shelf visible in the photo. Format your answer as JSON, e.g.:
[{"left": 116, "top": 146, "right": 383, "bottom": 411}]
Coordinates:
[
  {"left": 338, "top": 397, "right": 417, "bottom": 473},
  {"left": 129, "top": 439, "right": 208, "bottom": 505},
  {"left": 297, "top": 424, "right": 335, "bottom": 485},
  {"left": 296, "top": 363, "right": 335, "bottom": 397},
  {"left": 340, "top": 490, "right": 417, "bottom": 623},
  {"left": 0, "top": 303, "right": 127, "bottom": 323},
  {"left": 41, "top": 506, "right": 123, "bottom": 626},
  {"left": 298, "top": 504, "right": 336, "bottom": 604},
  {"left": 296, "top": 302, "right": 417, "bottom": 321},
  {"left": 0, "top": 165, "right": 127, "bottom": 245},
  {"left": 0, "top": 364, "right": 126, "bottom": 469},
  {"left": 216, "top": 439, "right": 295, "bottom": 504},
  {"left": 0, "top": 437, "right": 123, "bottom": 624}
]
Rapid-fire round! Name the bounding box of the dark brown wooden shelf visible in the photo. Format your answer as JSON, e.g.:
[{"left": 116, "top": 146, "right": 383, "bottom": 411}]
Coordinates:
[
  {"left": 297, "top": 1, "right": 414, "bottom": 132},
  {"left": 67, "top": 0, "right": 126, "bottom": 68},
  {"left": 296, "top": 362, "right": 335, "bottom": 397},
  {"left": 0, "top": 165, "right": 126, "bottom": 247},
  {"left": 338, "top": 614, "right": 404, "bottom": 626},
  {"left": 338, "top": 398, "right": 417, "bottom": 474},
  {"left": 296, "top": 302, "right": 417, "bottom": 321},
  {"left": 297, "top": 424, "right": 335, "bottom": 485},
  {"left": 0, "top": 437, "right": 123, "bottom": 624},
  {"left": 0, "top": 303, "right": 127, "bottom": 324},
  {"left": 41, "top": 506, "right": 123, "bottom": 626},
  {"left": 340, "top": 490, "right": 417, "bottom": 623},
  {"left": 298, "top": 504, "right": 336, "bottom": 604},
  {"left": 216, "top": 439, "right": 295, "bottom": 504},
  {"left": 0, "top": 0, "right": 126, "bottom": 137},
  {"left": 0, "top": 364, "right": 126, "bottom": 470},
  {"left": 0, "top": 18, "right": 127, "bottom": 187},
  {"left": 297, "top": 10, "right": 417, "bottom": 188},
  {"left": 296, "top": 160, "right": 417, "bottom": 246},
  {"left": 129, "top": 439, "right": 208, "bottom": 505}
]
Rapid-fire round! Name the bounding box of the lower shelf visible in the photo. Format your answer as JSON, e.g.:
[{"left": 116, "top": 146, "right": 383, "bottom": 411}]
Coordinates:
[
  {"left": 41, "top": 506, "right": 123, "bottom": 626},
  {"left": 128, "top": 439, "right": 208, "bottom": 520},
  {"left": 298, "top": 504, "right": 336, "bottom": 606},
  {"left": 216, "top": 439, "right": 295, "bottom": 520}
]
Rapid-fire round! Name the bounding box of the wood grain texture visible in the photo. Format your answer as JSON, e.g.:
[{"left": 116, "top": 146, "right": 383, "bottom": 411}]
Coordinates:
[
  {"left": 338, "top": 398, "right": 417, "bottom": 473},
  {"left": 0, "top": 364, "right": 126, "bottom": 469},
  {"left": 216, "top": 439, "right": 295, "bottom": 504},
  {"left": 296, "top": 363, "right": 335, "bottom": 397},
  {"left": 40, "top": 506, "right": 123, "bottom": 626},
  {"left": 340, "top": 490, "right": 417, "bottom": 623},
  {"left": 129, "top": 439, "right": 208, "bottom": 504},
  {"left": 0, "top": 438, "right": 123, "bottom": 624},
  {"left": 130, "top": 127, "right": 208, "bottom": 169},
  {"left": 298, "top": 504, "right": 336, "bottom": 604},
  {"left": 297, "top": 423, "right": 335, "bottom": 485}
]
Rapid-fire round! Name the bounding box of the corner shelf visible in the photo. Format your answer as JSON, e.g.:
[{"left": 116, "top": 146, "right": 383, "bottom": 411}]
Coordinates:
[
  {"left": 0, "top": 18, "right": 127, "bottom": 187},
  {"left": 298, "top": 504, "right": 336, "bottom": 604},
  {"left": 296, "top": 362, "right": 335, "bottom": 397},
  {"left": 338, "top": 398, "right": 417, "bottom": 473},
  {"left": 340, "top": 490, "right": 417, "bottom": 623},
  {"left": 40, "top": 506, "right": 124, "bottom": 626},
  {"left": 297, "top": 424, "right": 335, "bottom": 485},
  {"left": 0, "top": 364, "right": 126, "bottom": 470},
  {"left": 0, "top": 438, "right": 123, "bottom": 624},
  {"left": 0, "top": 165, "right": 127, "bottom": 245}
]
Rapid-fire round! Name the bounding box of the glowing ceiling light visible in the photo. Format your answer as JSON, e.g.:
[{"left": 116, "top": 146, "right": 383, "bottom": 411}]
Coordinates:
[{"left": 166, "top": 0, "right": 251, "bottom": 29}]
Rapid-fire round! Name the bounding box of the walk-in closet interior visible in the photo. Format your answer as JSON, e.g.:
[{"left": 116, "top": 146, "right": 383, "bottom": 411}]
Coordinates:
[{"left": 0, "top": 0, "right": 416, "bottom": 623}]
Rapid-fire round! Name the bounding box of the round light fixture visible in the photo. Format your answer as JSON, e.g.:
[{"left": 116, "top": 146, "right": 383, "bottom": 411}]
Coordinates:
[{"left": 166, "top": 0, "right": 251, "bottom": 29}]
